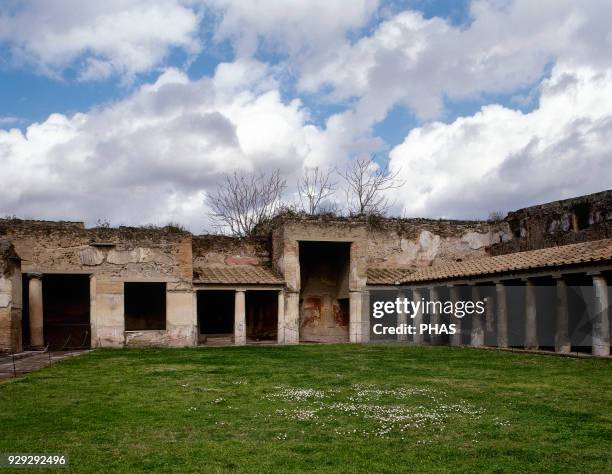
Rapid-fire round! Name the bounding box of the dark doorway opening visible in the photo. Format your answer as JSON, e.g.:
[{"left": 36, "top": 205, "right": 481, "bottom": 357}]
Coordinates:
[
  {"left": 246, "top": 291, "right": 277, "bottom": 342},
  {"left": 42, "top": 274, "right": 90, "bottom": 350},
  {"left": 124, "top": 282, "right": 166, "bottom": 331},
  {"left": 197, "top": 290, "right": 235, "bottom": 342},
  {"left": 299, "top": 241, "right": 351, "bottom": 343}
]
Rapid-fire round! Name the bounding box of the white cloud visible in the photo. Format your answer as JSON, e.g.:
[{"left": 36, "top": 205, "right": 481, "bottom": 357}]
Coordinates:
[
  {"left": 1, "top": 0, "right": 611, "bottom": 227},
  {"left": 0, "top": 60, "right": 317, "bottom": 230},
  {"left": 206, "top": 0, "right": 378, "bottom": 58},
  {"left": 299, "top": 0, "right": 612, "bottom": 125},
  {"left": 387, "top": 65, "right": 612, "bottom": 219},
  {"left": 0, "top": 0, "right": 202, "bottom": 80}
]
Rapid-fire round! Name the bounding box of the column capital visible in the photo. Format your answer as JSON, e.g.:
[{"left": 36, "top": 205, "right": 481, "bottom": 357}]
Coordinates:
[{"left": 28, "top": 272, "right": 43, "bottom": 280}]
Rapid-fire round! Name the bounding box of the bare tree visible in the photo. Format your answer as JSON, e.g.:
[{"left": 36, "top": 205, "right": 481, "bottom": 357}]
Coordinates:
[
  {"left": 297, "top": 166, "right": 337, "bottom": 214},
  {"left": 340, "top": 156, "right": 403, "bottom": 216},
  {"left": 487, "top": 211, "right": 505, "bottom": 223},
  {"left": 207, "top": 169, "right": 286, "bottom": 237}
]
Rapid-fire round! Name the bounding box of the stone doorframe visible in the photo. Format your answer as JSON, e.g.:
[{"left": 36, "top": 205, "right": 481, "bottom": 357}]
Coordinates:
[{"left": 272, "top": 220, "right": 369, "bottom": 344}]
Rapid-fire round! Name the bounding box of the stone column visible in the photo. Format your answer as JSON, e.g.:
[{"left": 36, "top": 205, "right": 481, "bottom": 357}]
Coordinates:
[
  {"left": 429, "top": 286, "right": 440, "bottom": 345},
  {"left": 449, "top": 285, "right": 462, "bottom": 346},
  {"left": 350, "top": 290, "right": 369, "bottom": 343},
  {"left": 412, "top": 288, "right": 424, "bottom": 345},
  {"left": 277, "top": 290, "right": 285, "bottom": 344},
  {"left": 28, "top": 273, "right": 44, "bottom": 348},
  {"left": 554, "top": 276, "right": 571, "bottom": 353},
  {"left": 496, "top": 282, "right": 508, "bottom": 348},
  {"left": 485, "top": 287, "right": 495, "bottom": 346},
  {"left": 89, "top": 275, "right": 97, "bottom": 346},
  {"left": 397, "top": 288, "right": 408, "bottom": 342},
  {"left": 592, "top": 274, "right": 610, "bottom": 357},
  {"left": 234, "top": 289, "right": 246, "bottom": 346},
  {"left": 192, "top": 291, "right": 199, "bottom": 346},
  {"left": 349, "top": 291, "right": 360, "bottom": 343},
  {"left": 284, "top": 291, "right": 300, "bottom": 344},
  {"left": 362, "top": 290, "right": 371, "bottom": 343},
  {"left": 470, "top": 285, "right": 484, "bottom": 347},
  {"left": 524, "top": 279, "right": 538, "bottom": 350}
]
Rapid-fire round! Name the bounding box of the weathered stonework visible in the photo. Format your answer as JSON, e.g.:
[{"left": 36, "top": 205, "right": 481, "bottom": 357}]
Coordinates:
[
  {"left": 0, "top": 221, "right": 194, "bottom": 349},
  {"left": 0, "top": 240, "right": 22, "bottom": 352},
  {"left": 489, "top": 190, "right": 611, "bottom": 255},
  {"left": 192, "top": 235, "right": 270, "bottom": 269},
  {"left": 0, "top": 189, "right": 608, "bottom": 351},
  {"left": 367, "top": 218, "right": 508, "bottom": 269}
]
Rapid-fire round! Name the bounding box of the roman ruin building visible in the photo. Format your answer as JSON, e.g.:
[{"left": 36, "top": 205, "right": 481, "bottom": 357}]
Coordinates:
[{"left": 0, "top": 190, "right": 610, "bottom": 355}]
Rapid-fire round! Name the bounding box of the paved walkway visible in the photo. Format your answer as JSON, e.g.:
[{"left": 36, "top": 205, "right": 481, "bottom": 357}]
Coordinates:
[{"left": 0, "top": 350, "right": 89, "bottom": 380}]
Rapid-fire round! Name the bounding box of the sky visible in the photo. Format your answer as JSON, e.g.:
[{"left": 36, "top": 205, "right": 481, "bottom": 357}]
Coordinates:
[{"left": 0, "top": 0, "right": 611, "bottom": 231}]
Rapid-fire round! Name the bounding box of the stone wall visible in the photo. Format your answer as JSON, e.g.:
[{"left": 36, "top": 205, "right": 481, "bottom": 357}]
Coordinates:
[
  {"left": 0, "top": 189, "right": 607, "bottom": 349},
  {"left": 0, "top": 220, "right": 193, "bottom": 280},
  {"left": 0, "top": 240, "right": 22, "bottom": 352},
  {"left": 367, "top": 218, "right": 508, "bottom": 269},
  {"left": 489, "top": 190, "right": 612, "bottom": 255},
  {"left": 0, "top": 220, "right": 194, "bottom": 348},
  {"left": 271, "top": 216, "right": 369, "bottom": 343},
  {"left": 192, "top": 235, "right": 270, "bottom": 269}
]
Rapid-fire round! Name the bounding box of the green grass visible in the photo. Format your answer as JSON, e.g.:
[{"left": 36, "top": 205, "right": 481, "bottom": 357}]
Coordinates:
[{"left": 0, "top": 345, "right": 610, "bottom": 473}]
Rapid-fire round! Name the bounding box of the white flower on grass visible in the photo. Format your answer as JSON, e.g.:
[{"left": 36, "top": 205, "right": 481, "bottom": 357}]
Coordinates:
[{"left": 266, "top": 387, "right": 326, "bottom": 402}]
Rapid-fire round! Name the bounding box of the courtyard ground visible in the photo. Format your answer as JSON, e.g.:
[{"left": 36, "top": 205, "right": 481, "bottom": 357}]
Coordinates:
[{"left": 0, "top": 345, "right": 610, "bottom": 473}]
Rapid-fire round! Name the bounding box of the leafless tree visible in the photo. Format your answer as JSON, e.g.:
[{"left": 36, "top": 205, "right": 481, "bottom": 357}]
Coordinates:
[
  {"left": 487, "top": 211, "right": 505, "bottom": 223},
  {"left": 340, "top": 156, "right": 403, "bottom": 216},
  {"left": 207, "top": 169, "right": 286, "bottom": 237},
  {"left": 297, "top": 166, "right": 337, "bottom": 214}
]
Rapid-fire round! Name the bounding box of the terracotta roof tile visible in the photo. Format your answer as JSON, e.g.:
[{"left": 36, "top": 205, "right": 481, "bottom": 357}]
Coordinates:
[
  {"left": 367, "top": 268, "right": 413, "bottom": 285},
  {"left": 194, "top": 266, "right": 284, "bottom": 285},
  {"left": 399, "top": 238, "right": 612, "bottom": 284}
]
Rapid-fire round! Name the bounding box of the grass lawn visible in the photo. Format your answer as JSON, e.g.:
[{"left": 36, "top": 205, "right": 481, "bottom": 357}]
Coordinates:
[{"left": 0, "top": 345, "right": 610, "bottom": 473}]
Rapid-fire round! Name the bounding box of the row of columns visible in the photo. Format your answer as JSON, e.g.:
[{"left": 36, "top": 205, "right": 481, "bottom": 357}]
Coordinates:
[
  {"left": 232, "top": 289, "right": 286, "bottom": 346},
  {"left": 24, "top": 272, "right": 610, "bottom": 355},
  {"left": 396, "top": 272, "right": 610, "bottom": 356},
  {"left": 27, "top": 279, "right": 287, "bottom": 348}
]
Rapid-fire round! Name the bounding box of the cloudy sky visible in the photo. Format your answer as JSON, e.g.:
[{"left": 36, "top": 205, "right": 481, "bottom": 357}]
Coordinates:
[{"left": 0, "top": 0, "right": 610, "bottom": 231}]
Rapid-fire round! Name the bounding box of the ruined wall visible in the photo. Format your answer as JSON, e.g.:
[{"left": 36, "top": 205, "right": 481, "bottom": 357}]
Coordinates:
[
  {"left": 367, "top": 218, "right": 509, "bottom": 270},
  {"left": 0, "top": 240, "right": 22, "bottom": 352},
  {"left": 0, "top": 220, "right": 194, "bottom": 348},
  {"left": 489, "top": 190, "right": 612, "bottom": 255},
  {"left": 271, "top": 216, "right": 368, "bottom": 343},
  {"left": 0, "top": 220, "right": 192, "bottom": 279},
  {"left": 192, "top": 235, "right": 270, "bottom": 269},
  {"left": 269, "top": 214, "right": 507, "bottom": 343}
]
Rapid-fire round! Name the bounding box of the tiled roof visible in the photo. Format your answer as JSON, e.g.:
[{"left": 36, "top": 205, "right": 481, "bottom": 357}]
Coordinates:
[
  {"left": 399, "top": 238, "right": 612, "bottom": 284},
  {"left": 367, "top": 268, "right": 413, "bottom": 285},
  {"left": 194, "top": 266, "right": 284, "bottom": 285}
]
